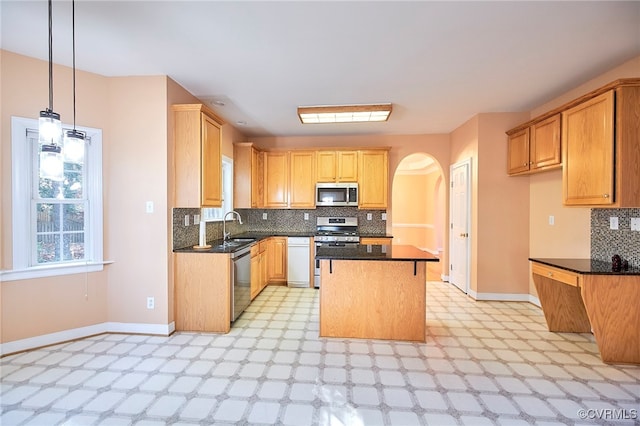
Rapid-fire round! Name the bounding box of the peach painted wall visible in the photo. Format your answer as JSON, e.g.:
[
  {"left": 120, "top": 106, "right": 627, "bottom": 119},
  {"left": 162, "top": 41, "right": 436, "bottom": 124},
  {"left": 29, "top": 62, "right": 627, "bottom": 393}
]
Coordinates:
[
  {"left": 1, "top": 50, "right": 110, "bottom": 342},
  {"left": 253, "top": 134, "right": 451, "bottom": 267},
  {"left": 526, "top": 55, "right": 640, "bottom": 296},
  {"left": 105, "top": 76, "right": 171, "bottom": 325},
  {"left": 450, "top": 112, "right": 531, "bottom": 295},
  {"left": 392, "top": 170, "right": 441, "bottom": 253}
]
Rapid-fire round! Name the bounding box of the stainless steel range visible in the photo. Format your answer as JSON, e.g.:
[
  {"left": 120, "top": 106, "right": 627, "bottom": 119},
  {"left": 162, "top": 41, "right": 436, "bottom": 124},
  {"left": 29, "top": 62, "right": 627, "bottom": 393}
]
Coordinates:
[{"left": 313, "top": 217, "right": 359, "bottom": 288}]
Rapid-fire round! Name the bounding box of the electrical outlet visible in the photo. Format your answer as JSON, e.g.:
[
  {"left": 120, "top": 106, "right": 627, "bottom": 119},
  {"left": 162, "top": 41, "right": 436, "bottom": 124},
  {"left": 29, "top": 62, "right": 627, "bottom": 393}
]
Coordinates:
[
  {"left": 194, "top": 214, "right": 200, "bottom": 224},
  {"left": 184, "top": 215, "right": 190, "bottom": 226},
  {"left": 381, "top": 213, "right": 387, "bottom": 221},
  {"left": 146, "top": 297, "right": 155, "bottom": 310},
  {"left": 548, "top": 215, "right": 555, "bottom": 226},
  {"left": 146, "top": 201, "right": 154, "bottom": 213},
  {"left": 263, "top": 213, "right": 268, "bottom": 220},
  {"left": 367, "top": 213, "right": 372, "bottom": 221},
  {"left": 631, "top": 218, "right": 640, "bottom": 231},
  {"left": 610, "top": 217, "right": 619, "bottom": 230},
  {"left": 304, "top": 213, "right": 309, "bottom": 220}
]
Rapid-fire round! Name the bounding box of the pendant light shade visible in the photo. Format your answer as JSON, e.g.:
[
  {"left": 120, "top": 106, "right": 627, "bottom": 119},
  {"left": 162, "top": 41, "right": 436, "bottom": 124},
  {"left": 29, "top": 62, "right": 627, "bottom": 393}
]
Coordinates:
[
  {"left": 39, "top": 109, "right": 63, "bottom": 146},
  {"left": 64, "top": 129, "right": 86, "bottom": 164},
  {"left": 39, "top": 143, "right": 64, "bottom": 181}
]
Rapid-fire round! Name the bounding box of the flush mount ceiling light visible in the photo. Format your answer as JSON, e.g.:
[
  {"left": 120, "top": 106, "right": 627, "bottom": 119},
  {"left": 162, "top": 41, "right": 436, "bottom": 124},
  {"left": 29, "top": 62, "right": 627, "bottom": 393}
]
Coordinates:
[{"left": 297, "top": 103, "right": 392, "bottom": 124}]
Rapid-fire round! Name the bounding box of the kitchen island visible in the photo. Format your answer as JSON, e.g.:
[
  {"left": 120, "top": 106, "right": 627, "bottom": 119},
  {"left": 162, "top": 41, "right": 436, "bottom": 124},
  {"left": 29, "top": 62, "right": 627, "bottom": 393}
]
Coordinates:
[
  {"left": 316, "top": 244, "right": 439, "bottom": 342},
  {"left": 530, "top": 258, "right": 640, "bottom": 364}
]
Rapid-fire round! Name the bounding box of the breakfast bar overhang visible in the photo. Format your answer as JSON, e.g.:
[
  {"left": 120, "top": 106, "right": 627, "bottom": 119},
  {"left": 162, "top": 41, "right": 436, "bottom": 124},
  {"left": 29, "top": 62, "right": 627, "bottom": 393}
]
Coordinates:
[{"left": 316, "top": 244, "right": 439, "bottom": 342}]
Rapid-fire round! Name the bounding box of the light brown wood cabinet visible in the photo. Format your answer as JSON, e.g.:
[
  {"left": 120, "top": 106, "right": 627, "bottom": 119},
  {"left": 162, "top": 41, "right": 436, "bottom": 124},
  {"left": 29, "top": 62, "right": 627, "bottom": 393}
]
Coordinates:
[
  {"left": 267, "top": 236, "right": 287, "bottom": 284},
  {"left": 360, "top": 237, "right": 392, "bottom": 245},
  {"left": 174, "top": 253, "right": 230, "bottom": 333},
  {"left": 563, "top": 84, "right": 640, "bottom": 207},
  {"left": 173, "top": 104, "right": 224, "bottom": 207},
  {"left": 263, "top": 151, "right": 289, "bottom": 208},
  {"left": 358, "top": 150, "right": 389, "bottom": 209},
  {"left": 289, "top": 151, "right": 316, "bottom": 208},
  {"left": 316, "top": 150, "right": 358, "bottom": 182},
  {"left": 250, "top": 240, "right": 268, "bottom": 300},
  {"left": 507, "top": 114, "right": 561, "bottom": 176},
  {"left": 233, "top": 142, "right": 263, "bottom": 208}
]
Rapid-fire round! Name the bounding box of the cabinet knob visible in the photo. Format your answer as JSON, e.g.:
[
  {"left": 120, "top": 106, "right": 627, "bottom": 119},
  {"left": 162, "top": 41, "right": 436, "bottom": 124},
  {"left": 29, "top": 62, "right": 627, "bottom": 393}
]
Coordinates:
[
  {"left": 548, "top": 272, "right": 553, "bottom": 277},
  {"left": 603, "top": 194, "right": 609, "bottom": 198},
  {"left": 529, "top": 162, "right": 534, "bottom": 165},
  {"left": 523, "top": 162, "right": 528, "bottom": 166}
]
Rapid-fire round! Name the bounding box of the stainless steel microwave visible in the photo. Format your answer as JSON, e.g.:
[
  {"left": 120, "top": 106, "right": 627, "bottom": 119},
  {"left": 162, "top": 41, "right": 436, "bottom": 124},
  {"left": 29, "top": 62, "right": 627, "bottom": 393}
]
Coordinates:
[{"left": 316, "top": 183, "right": 358, "bottom": 207}]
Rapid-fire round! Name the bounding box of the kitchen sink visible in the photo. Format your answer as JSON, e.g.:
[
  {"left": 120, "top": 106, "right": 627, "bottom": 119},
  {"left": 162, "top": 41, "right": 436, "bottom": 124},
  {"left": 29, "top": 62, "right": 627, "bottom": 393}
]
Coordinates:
[{"left": 228, "top": 238, "right": 256, "bottom": 243}]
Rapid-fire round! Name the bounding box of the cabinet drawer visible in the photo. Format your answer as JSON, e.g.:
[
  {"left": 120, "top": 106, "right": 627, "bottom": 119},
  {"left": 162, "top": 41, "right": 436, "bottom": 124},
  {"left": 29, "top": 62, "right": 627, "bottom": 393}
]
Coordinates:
[
  {"left": 532, "top": 263, "right": 581, "bottom": 287},
  {"left": 360, "top": 237, "right": 392, "bottom": 245}
]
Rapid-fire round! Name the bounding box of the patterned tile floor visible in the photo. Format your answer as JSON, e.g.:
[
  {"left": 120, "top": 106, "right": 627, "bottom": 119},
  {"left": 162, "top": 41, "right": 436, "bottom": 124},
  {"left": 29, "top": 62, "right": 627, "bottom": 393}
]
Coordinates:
[{"left": 1, "top": 282, "right": 639, "bottom": 426}]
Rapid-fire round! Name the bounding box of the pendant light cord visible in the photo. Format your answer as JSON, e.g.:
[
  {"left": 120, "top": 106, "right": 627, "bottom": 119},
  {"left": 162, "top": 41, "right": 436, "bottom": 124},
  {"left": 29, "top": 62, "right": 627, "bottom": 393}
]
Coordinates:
[
  {"left": 72, "top": 0, "right": 77, "bottom": 130},
  {"left": 48, "top": 0, "right": 54, "bottom": 112}
]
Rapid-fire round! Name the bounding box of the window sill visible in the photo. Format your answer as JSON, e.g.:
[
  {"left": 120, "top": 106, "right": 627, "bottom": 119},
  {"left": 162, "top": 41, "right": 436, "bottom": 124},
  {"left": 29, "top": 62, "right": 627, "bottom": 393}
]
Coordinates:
[{"left": 0, "top": 261, "right": 114, "bottom": 282}]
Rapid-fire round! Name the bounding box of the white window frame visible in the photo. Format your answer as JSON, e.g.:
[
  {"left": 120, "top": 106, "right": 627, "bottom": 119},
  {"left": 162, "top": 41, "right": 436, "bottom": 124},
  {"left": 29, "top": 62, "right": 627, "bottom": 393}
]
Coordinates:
[
  {"left": 3, "top": 116, "right": 104, "bottom": 281},
  {"left": 202, "top": 155, "right": 233, "bottom": 222}
]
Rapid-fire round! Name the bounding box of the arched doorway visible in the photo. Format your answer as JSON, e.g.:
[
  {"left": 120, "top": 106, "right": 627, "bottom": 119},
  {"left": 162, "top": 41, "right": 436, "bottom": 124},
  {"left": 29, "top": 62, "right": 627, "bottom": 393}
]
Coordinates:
[{"left": 392, "top": 153, "right": 445, "bottom": 280}]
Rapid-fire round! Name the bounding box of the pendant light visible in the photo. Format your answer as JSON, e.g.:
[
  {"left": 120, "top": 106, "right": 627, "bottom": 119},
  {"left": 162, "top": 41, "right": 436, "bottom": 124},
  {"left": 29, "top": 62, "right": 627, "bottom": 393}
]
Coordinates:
[
  {"left": 39, "top": 0, "right": 64, "bottom": 181},
  {"left": 63, "top": 0, "right": 86, "bottom": 164}
]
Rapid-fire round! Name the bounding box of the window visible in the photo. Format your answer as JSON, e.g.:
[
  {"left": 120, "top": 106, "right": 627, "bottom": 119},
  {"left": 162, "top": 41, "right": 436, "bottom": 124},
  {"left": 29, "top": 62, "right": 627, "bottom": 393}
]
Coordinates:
[
  {"left": 202, "top": 155, "right": 233, "bottom": 221},
  {"left": 5, "top": 117, "right": 104, "bottom": 281}
]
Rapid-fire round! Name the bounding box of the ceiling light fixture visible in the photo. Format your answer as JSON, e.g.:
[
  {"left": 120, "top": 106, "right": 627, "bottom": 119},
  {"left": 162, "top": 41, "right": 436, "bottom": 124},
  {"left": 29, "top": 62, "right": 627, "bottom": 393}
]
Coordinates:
[
  {"left": 297, "top": 103, "right": 392, "bottom": 124},
  {"left": 39, "top": 0, "right": 64, "bottom": 180},
  {"left": 63, "top": 0, "right": 86, "bottom": 164}
]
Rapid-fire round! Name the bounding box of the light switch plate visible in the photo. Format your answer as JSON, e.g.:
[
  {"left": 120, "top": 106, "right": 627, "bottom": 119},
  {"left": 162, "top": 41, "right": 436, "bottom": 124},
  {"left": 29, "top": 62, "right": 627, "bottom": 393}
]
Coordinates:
[
  {"left": 145, "top": 201, "right": 154, "bottom": 213},
  {"left": 304, "top": 213, "right": 309, "bottom": 220},
  {"left": 610, "top": 217, "right": 619, "bottom": 230},
  {"left": 631, "top": 217, "right": 640, "bottom": 231},
  {"left": 263, "top": 213, "right": 268, "bottom": 220},
  {"left": 184, "top": 215, "right": 190, "bottom": 226},
  {"left": 381, "top": 213, "right": 387, "bottom": 221},
  {"left": 548, "top": 215, "right": 555, "bottom": 226}
]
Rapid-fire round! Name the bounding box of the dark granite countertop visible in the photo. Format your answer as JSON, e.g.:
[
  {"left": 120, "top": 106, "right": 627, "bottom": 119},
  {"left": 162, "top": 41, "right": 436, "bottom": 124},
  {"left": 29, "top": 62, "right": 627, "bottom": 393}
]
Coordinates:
[
  {"left": 359, "top": 234, "right": 394, "bottom": 239},
  {"left": 173, "top": 232, "right": 316, "bottom": 254},
  {"left": 316, "top": 244, "right": 439, "bottom": 262},
  {"left": 529, "top": 258, "right": 640, "bottom": 275}
]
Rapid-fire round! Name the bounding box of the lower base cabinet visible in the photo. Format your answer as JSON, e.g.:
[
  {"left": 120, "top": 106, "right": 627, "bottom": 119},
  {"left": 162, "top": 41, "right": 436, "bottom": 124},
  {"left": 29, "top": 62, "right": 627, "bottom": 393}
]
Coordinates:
[
  {"left": 174, "top": 253, "right": 230, "bottom": 333},
  {"left": 250, "top": 240, "right": 268, "bottom": 300}
]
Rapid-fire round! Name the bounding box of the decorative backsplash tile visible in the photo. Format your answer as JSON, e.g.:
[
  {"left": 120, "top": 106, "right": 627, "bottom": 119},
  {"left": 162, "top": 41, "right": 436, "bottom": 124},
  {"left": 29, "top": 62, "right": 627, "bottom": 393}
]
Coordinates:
[
  {"left": 172, "top": 207, "right": 387, "bottom": 249},
  {"left": 591, "top": 208, "right": 640, "bottom": 267}
]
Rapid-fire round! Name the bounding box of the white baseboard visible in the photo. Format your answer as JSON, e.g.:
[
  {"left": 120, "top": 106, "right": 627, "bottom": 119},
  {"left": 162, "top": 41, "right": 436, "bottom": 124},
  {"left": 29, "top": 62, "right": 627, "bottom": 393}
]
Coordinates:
[
  {"left": 0, "top": 321, "right": 175, "bottom": 357},
  {"left": 468, "top": 289, "right": 542, "bottom": 306},
  {"left": 440, "top": 274, "right": 449, "bottom": 282}
]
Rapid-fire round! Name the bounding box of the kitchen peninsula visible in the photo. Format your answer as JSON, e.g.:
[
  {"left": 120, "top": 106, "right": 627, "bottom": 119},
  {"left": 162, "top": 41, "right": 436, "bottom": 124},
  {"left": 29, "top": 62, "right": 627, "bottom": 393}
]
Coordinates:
[{"left": 316, "top": 244, "right": 439, "bottom": 342}]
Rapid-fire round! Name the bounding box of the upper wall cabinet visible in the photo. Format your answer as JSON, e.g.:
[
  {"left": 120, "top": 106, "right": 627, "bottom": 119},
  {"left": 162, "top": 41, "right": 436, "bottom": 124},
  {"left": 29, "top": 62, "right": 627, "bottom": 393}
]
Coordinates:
[
  {"left": 289, "top": 151, "right": 316, "bottom": 208},
  {"left": 174, "top": 104, "right": 224, "bottom": 207},
  {"left": 507, "top": 114, "right": 561, "bottom": 176},
  {"left": 358, "top": 149, "right": 389, "bottom": 209},
  {"left": 563, "top": 85, "right": 640, "bottom": 207},
  {"left": 234, "top": 142, "right": 263, "bottom": 208},
  {"left": 263, "top": 151, "right": 289, "bottom": 208},
  {"left": 316, "top": 151, "right": 358, "bottom": 182}
]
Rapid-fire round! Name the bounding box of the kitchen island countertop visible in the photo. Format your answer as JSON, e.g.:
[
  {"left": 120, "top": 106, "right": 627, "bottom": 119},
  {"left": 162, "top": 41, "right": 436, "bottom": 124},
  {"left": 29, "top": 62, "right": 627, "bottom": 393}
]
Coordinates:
[
  {"left": 316, "top": 243, "right": 439, "bottom": 262},
  {"left": 529, "top": 258, "right": 640, "bottom": 275}
]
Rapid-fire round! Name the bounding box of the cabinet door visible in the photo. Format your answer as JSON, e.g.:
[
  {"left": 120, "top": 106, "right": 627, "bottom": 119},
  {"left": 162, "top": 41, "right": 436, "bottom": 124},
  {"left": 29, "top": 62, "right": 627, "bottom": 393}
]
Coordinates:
[
  {"left": 201, "top": 114, "right": 222, "bottom": 207},
  {"left": 337, "top": 151, "right": 358, "bottom": 182},
  {"left": 268, "top": 237, "right": 287, "bottom": 283},
  {"left": 250, "top": 254, "right": 260, "bottom": 300},
  {"left": 507, "top": 128, "right": 530, "bottom": 175},
  {"left": 316, "top": 151, "right": 337, "bottom": 182},
  {"left": 290, "top": 151, "right": 316, "bottom": 208},
  {"left": 251, "top": 147, "right": 264, "bottom": 208},
  {"left": 531, "top": 114, "right": 561, "bottom": 170},
  {"left": 358, "top": 150, "right": 388, "bottom": 209},
  {"left": 562, "top": 91, "right": 615, "bottom": 205},
  {"left": 263, "top": 152, "right": 289, "bottom": 208}
]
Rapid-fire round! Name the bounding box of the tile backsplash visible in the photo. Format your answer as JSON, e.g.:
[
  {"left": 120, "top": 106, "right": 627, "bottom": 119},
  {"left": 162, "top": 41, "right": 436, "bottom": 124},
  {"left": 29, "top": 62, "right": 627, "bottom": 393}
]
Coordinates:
[
  {"left": 173, "top": 207, "right": 387, "bottom": 249},
  {"left": 591, "top": 208, "right": 640, "bottom": 267}
]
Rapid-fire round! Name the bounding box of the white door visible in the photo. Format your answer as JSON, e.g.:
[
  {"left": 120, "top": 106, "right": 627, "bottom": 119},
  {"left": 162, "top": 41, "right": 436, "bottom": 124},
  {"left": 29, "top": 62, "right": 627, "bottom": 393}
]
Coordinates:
[{"left": 449, "top": 159, "right": 471, "bottom": 293}]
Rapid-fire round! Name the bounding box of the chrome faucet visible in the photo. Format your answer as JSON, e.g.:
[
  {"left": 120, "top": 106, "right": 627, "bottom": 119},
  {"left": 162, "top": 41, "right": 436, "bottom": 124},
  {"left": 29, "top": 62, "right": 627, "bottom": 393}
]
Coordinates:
[{"left": 223, "top": 210, "right": 243, "bottom": 242}]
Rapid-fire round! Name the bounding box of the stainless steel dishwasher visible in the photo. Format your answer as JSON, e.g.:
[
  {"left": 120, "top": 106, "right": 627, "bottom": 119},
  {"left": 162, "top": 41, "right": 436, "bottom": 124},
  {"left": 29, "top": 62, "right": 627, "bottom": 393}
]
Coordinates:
[{"left": 230, "top": 245, "right": 251, "bottom": 321}]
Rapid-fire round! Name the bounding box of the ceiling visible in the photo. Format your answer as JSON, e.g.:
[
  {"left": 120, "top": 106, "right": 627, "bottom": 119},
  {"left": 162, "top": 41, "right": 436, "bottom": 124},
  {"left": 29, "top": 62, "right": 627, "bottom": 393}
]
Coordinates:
[{"left": 2, "top": 1, "right": 639, "bottom": 138}]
